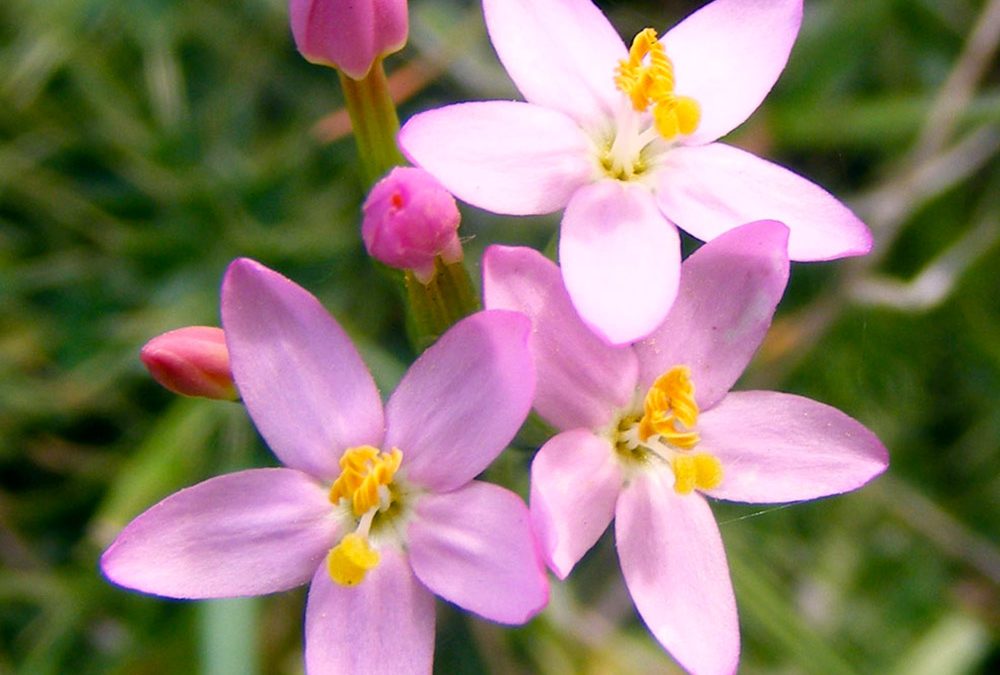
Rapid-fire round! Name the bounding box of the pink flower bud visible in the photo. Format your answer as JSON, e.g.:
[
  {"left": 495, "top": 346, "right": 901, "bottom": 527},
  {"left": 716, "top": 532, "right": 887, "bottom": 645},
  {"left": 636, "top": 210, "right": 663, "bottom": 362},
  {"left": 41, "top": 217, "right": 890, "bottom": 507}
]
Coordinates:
[
  {"left": 289, "top": 0, "right": 408, "bottom": 79},
  {"left": 140, "top": 326, "right": 237, "bottom": 400},
  {"left": 362, "top": 166, "right": 463, "bottom": 283}
]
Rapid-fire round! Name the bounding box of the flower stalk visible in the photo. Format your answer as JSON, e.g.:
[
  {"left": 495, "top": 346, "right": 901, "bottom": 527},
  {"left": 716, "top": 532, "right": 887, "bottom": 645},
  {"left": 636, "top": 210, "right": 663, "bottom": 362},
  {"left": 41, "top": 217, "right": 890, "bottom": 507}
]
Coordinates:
[
  {"left": 338, "top": 58, "right": 406, "bottom": 186},
  {"left": 404, "top": 259, "right": 480, "bottom": 351}
]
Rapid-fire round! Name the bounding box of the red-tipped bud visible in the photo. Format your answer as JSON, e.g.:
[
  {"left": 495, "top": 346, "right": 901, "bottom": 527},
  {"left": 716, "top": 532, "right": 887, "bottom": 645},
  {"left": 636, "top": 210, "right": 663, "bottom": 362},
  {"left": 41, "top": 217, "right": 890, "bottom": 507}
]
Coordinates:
[
  {"left": 362, "top": 166, "right": 463, "bottom": 283},
  {"left": 289, "top": 0, "right": 408, "bottom": 80},
  {"left": 140, "top": 326, "right": 237, "bottom": 400}
]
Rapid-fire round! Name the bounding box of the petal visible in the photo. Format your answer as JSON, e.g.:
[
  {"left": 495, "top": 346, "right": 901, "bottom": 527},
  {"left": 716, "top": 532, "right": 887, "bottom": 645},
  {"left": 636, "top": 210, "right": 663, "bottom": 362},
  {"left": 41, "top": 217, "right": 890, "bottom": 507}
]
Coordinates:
[
  {"left": 305, "top": 547, "right": 435, "bottom": 675},
  {"left": 634, "top": 220, "right": 790, "bottom": 410},
  {"left": 483, "top": 0, "right": 626, "bottom": 125},
  {"left": 560, "top": 181, "right": 681, "bottom": 345},
  {"left": 222, "top": 258, "right": 384, "bottom": 480},
  {"left": 408, "top": 481, "right": 549, "bottom": 625},
  {"left": 399, "top": 101, "right": 593, "bottom": 216},
  {"left": 483, "top": 245, "right": 639, "bottom": 431},
  {"left": 289, "top": 0, "right": 408, "bottom": 80},
  {"left": 656, "top": 143, "right": 872, "bottom": 260},
  {"left": 385, "top": 310, "right": 535, "bottom": 493},
  {"left": 616, "top": 470, "right": 740, "bottom": 675},
  {"left": 664, "top": 0, "right": 803, "bottom": 144},
  {"left": 101, "top": 469, "right": 337, "bottom": 598},
  {"left": 530, "top": 429, "right": 622, "bottom": 578},
  {"left": 700, "top": 391, "right": 889, "bottom": 503}
]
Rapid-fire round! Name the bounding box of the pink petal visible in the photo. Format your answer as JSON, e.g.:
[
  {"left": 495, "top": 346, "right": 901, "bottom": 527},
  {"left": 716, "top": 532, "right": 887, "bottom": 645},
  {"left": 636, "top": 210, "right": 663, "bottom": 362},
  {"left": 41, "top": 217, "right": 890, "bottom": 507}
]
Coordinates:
[
  {"left": 407, "top": 481, "right": 549, "bottom": 624},
  {"left": 663, "top": 0, "right": 803, "bottom": 144},
  {"left": 560, "top": 181, "right": 681, "bottom": 345},
  {"left": 305, "top": 547, "right": 435, "bottom": 675},
  {"left": 385, "top": 310, "right": 535, "bottom": 493},
  {"left": 530, "top": 429, "right": 622, "bottom": 579},
  {"left": 483, "top": 245, "right": 639, "bottom": 431},
  {"left": 634, "top": 220, "right": 790, "bottom": 410},
  {"left": 616, "top": 470, "right": 740, "bottom": 675},
  {"left": 289, "top": 0, "right": 408, "bottom": 80},
  {"left": 101, "top": 469, "right": 337, "bottom": 598},
  {"left": 656, "top": 143, "right": 872, "bottom": 260},
  {"left": 700, "top": 391, "right": 889, "bottom": 503},
  {"left": 222, "top": 258, "right": 384, "bottom": 481},
  {"left": 482, "top": 0, "right": 625, "bottom": 125},
  {"left": 399, "top": 101, "right": 593, "bottom": 216}
]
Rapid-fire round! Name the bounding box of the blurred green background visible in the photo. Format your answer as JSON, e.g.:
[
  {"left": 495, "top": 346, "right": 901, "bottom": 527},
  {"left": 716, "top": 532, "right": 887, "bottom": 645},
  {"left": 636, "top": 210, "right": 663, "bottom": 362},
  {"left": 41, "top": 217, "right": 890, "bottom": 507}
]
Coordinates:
[{"left": 1, "top": 0, "right": 998, "bottom": 673}]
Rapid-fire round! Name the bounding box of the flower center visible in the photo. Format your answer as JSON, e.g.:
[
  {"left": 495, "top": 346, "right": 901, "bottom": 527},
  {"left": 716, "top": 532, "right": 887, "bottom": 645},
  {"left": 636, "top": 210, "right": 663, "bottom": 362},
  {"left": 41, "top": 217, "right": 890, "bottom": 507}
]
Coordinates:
[
  {"left": 326, "top": 445, "right": 403, "bottom": 586},
  {"left": 613, "top": 366, "right": 722, "bottom": 495},
  {"left": 597, "top": 28, "right": 700, "bottom": 182}
]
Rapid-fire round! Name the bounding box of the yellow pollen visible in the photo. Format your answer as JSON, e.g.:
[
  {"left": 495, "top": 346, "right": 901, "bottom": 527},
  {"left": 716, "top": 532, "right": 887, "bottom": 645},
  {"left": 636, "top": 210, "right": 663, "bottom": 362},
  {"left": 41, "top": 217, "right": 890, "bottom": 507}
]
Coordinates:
[
  {"left": 327, "top": 533, "right": 380, "bottom": 586},
  {"left": 638, "top": 366, "right": 701, "bottom": 448},
  {"left": 615, "top": 28, "right": 700, "bottom": 140},
  {"left": 329, "top": 445, "right": 403, "bottom": 516},
  {"left": 625, "top": 365, "right": 725, "bottom": 495}
]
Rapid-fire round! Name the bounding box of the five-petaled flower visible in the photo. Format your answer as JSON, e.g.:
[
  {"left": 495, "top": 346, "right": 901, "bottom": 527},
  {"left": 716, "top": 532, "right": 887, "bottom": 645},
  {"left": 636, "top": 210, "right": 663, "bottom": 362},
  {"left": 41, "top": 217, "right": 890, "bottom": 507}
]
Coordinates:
[
  {"left": 401, "top": 0, "right": 872, "bottom": 345},
  {"left": 102, "top": 258, "right": 548, "bottom": 674},
  {"left": 483, "top": 221, "right": 888, "bottom": 675}
]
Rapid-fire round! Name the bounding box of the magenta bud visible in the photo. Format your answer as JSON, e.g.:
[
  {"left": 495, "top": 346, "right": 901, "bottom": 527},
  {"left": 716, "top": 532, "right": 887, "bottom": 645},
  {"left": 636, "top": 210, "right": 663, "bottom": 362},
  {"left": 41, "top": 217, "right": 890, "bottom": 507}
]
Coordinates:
[
  {"left": 362, "top": 166, "right": 463, "bottom": 283},
  {"left": 140, "top": 326, "right": 237, "bottom": 401},
  {"left": 289, "top": 0, "right": 408, "bottom": 79}
]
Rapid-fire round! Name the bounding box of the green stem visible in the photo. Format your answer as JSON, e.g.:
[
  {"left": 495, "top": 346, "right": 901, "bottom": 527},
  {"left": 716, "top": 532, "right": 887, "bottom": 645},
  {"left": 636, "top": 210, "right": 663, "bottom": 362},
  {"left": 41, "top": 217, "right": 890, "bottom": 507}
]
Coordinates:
[
  {"left": 404, "top": 258, "right": 480, "bottom": 351},
  {"left": 198, "top": 598, "right": 260, "bottom": 675},
  {"left": 338, "top": 58, "right": 406, "bottom": 186}
]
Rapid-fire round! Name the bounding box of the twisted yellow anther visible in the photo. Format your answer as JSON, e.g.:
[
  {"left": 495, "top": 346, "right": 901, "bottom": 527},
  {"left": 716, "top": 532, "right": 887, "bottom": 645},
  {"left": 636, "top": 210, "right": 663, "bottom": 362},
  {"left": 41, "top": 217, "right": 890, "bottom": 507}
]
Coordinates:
[
  {"left": 329, "top": 445, "right": 402, "bottom": 516},
  {"left": 638, "top": 366, "right": 701, "bottom": 448},
  {"left": 615, "top": 28, "right": 700, "bottom": 140}
]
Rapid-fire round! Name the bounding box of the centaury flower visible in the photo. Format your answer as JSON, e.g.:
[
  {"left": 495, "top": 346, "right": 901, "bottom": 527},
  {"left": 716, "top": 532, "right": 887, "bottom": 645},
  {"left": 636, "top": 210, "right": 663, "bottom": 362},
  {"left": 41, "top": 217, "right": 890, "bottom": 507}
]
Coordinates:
[
  {"left": 362, "top": 166, "right": 464, "bottom": 283},
  {"left": 401, "top": 0, "right": 872, "bottom": 345},
  {"left": 102, "top": 259, "right": 547, "bottom": 674},
  {"left": 483, "top": 221, "right": 888, "bottom": 675},
  {"left": 289, "top": 0, "right": 408, "bottom": 79},
  {"left": 140, "top": 326, "right": 237, "bottom": 400}
]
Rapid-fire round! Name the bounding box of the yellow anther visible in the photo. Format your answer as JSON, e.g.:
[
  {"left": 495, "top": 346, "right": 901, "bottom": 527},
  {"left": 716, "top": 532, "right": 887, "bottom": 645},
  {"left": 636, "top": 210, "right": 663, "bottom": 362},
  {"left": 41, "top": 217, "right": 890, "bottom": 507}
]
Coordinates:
[
  {"left": 615, "top": 28, "right": 700, "bottom": 140},
  {"left": 329, "top": 445, "right": 403, "bottom": 516},
  {"left": 638, "top": 366, "right": 700, "bottom": 448},
  {"left": 327, "top": 533, "right": 380, "bottom": 586}
]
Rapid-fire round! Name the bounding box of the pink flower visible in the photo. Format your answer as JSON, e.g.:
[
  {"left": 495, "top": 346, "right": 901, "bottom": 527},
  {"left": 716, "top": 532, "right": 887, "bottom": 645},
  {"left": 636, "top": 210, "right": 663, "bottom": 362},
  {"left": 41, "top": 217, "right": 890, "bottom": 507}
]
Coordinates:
[
  {"left": 289, "top": 0, "right": 408, "bottom": 79},
  {"left": 401, "top": 0, "right": 872, "bottom": 345},
  {"left": 139, "top": 326, "right": 237, "bottom": 400},
  {"left": 103, "top": 259, "right": 548, "bottom": 674},
  {"left": 362, "top": 167, "right": 463, "bottom": 283},
  {"left": 483, "top": 221, "right": 888, "bottom": 675}
]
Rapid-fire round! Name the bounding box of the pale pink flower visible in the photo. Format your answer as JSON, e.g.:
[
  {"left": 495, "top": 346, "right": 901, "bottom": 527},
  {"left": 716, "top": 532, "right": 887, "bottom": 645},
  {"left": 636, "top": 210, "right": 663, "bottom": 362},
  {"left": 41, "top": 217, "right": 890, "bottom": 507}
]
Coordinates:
[
  {"left": 362, "top": 167, "right": 463, "bottom": 283},
  {"left": 103, "top": 258, "right": 548, "bottom": 674},
  {"left": 401, "top": 0, "right": 872, "bottom": 345},
  {"left": 483, "top": 221, "right": 888, "bottom": 675},
  {"left": 140, "top": 326, "right": 237, "bottom": 400},
  {"left": 289, "top": 0, "right": 408, "bottom": 79}
]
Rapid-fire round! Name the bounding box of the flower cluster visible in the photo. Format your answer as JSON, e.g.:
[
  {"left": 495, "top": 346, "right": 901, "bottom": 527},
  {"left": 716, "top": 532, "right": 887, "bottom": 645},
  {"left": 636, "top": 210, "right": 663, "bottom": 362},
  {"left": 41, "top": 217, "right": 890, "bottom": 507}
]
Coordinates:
[{"left": 108, "top": 1, "right": 889, "bottom": 674}]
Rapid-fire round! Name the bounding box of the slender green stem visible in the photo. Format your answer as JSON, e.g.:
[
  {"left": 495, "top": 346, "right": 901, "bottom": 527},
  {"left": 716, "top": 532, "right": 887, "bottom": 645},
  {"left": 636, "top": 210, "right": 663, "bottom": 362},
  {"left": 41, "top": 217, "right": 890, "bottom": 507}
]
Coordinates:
[
  {"left": 404, "top": 258, "right": 481, "bottom": 351},
  {"left": 198, "top": 598, "right": 260, "bottom": 675},
  {"left": 338, "top": 59, "right": 406, "bottom": 186}
]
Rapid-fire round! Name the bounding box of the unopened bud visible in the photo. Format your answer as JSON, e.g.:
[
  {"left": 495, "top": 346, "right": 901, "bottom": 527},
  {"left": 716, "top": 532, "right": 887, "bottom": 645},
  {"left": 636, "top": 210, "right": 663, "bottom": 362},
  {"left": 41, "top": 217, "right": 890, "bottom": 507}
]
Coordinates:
[
  {"left": 140, "top": 326, "right": 237, "bottom": 400},
  {"left": 362, "top": 166, "right": 463, "bottom": 283},
  {"left": 289, "top": 0, "right": 408, "bottom": 80}
]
